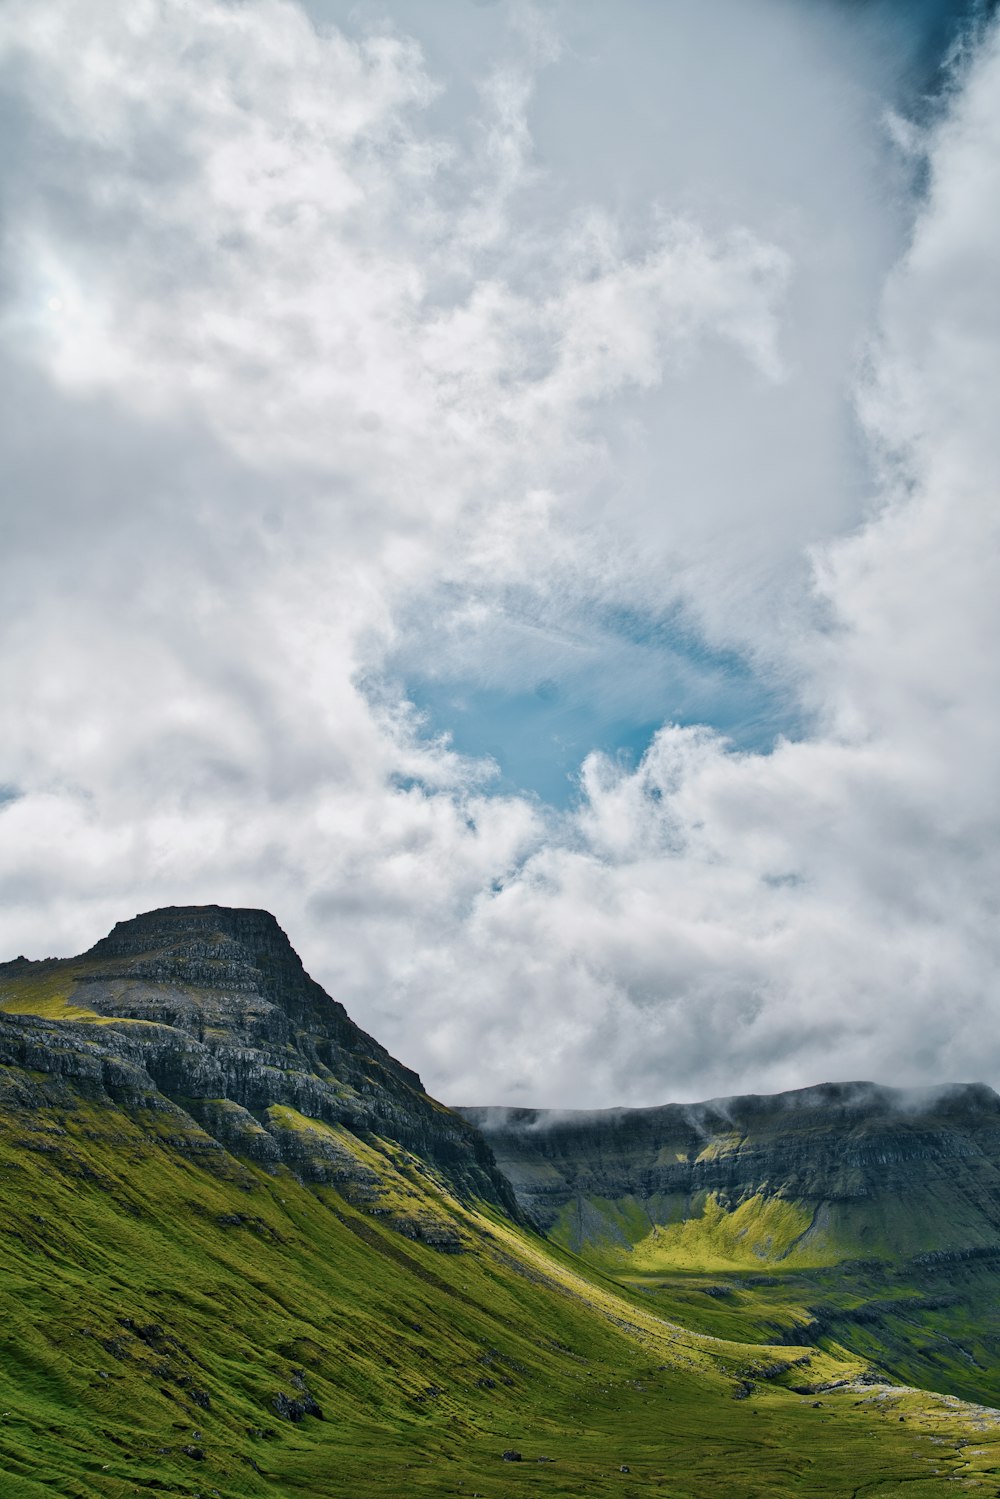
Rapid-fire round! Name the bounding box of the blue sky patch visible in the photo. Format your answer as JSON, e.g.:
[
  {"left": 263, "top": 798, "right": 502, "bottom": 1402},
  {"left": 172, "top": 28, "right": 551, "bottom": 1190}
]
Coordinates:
[{"left": 398, "top": 609, "right": 802, "bottom": 805}]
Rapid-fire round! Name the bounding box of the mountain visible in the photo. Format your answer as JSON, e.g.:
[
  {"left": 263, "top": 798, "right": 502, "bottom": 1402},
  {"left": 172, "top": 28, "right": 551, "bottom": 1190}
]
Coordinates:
[
  {"left": 460, "top": 1085, "right": 1000, "bottom": 1405},
  {"left": 459, "top": 1082, "right": 1000, "bottom": 1262},
  {"left": 2, "top": 907, "right": 1000, "bottom": 1496},
  {"left": 0, "top": 904, "right": 520, "bottom": 1237}
]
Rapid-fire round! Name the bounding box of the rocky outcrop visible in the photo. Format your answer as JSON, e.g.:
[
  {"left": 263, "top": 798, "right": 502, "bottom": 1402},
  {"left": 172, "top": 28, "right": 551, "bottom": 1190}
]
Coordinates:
[
  {"left": 0, "top": 905, "right": 521, "bottom": 1222},
  {"left": 458, "top": 1082, "right": 1000, "bottom": 1257}
]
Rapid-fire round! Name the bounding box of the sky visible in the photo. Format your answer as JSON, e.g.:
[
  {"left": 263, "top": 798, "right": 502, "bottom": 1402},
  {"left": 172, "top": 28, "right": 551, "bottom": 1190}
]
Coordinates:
[{"left": 1, "top": 0, "right": 999, "bottom": 1108}]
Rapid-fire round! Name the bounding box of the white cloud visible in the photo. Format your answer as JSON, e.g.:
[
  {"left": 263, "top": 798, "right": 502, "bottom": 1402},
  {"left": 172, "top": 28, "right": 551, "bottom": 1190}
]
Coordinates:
[
  {"left": 430, "top": 20, "right": 1000, "bottom": 1105},
  {"left": 1, "top": 0, "right": 998, "bottom": 1108}
]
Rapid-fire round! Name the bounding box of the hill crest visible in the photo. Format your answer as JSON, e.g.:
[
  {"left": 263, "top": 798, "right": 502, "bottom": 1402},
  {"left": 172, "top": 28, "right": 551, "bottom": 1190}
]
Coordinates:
[{"left": 0, "top": 904, "right": 520, "bottom": 1228}]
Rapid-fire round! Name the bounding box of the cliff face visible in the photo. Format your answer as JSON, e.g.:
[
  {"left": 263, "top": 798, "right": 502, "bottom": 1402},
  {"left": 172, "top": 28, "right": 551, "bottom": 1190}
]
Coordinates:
[
  {"left": 0, "top": 905, "right": 520, "bottom": 1230},
  {"left": 458, "top": 1082, "right": 1000, "bottom": 1263}
]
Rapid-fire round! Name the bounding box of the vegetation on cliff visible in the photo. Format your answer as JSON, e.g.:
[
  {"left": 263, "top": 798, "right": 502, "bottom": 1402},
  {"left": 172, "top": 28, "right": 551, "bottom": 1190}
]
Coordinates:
[{"left": 2, "top": 910, "right": 1000, "bottom": 1495}]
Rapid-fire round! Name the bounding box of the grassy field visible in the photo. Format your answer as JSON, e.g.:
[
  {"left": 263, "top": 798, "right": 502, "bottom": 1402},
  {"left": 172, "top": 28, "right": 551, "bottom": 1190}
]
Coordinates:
[{"left": 2, "top": 1073, "right": 1000, "bottom": 1497}]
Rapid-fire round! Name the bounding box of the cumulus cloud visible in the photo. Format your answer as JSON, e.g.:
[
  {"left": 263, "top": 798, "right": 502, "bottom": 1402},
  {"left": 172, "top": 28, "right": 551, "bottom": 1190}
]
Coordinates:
[{"left": 1, "top": 0, "right": 998, "bottom": 1108}]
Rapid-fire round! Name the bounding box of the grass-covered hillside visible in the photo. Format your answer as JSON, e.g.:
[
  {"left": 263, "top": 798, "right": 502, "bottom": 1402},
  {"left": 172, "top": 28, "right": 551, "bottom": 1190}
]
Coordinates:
[
  {"left": 463, "top": 1091, "right": 1000, "bottom": 1413},
  {"left": 4, "top": 1072, "right": 1000, "bottom": 1498},
  {"left": 3, "top": 910, "right": 1000, "bottom": 1496}
]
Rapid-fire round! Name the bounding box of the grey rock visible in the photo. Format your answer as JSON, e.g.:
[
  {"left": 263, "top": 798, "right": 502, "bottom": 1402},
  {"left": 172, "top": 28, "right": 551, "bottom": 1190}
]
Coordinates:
[
  {"left": 272, "top": 1388, "right": 322, "bottom": 1422},
  {"left": 0, "top": 905, "right": 523, "bottom": 1227},
  {"left": 457, "top": 1082, "right": 1000, "bottom": 1256}
]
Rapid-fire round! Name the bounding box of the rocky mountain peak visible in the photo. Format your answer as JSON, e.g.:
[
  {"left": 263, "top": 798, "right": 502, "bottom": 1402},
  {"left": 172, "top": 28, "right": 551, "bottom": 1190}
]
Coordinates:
[
  {"left": 82, "top": 904, "right": 340, "bottom": 1028},
  {"left": 0, "top": 905, "right": 523, "bottom": 1225},
  {"left": 87, "top": 903, "right": 293, "bottom": 969}
]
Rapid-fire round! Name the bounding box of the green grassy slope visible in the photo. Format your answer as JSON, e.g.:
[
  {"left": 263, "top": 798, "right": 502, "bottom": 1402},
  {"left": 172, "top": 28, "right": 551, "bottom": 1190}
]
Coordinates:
[
  {"left": 6, "top": 917, "right": 1000, "bottom": 1497},
  {"left": 2, "top": 1077, "right": 1000, "bottom": 1498},
  {"left": 547, "top": 1182, "right": 1000, "bottom": 1273},
  {"left": 524, "top": 1169, "right": 1000, "bottom": 1415},
  {"left": 532, "top": 1174, "right": 1000, "bottom": 1415},
  {"left": 0, "top": 957, "right": 113, "bottom": 1023},
  {"left": 0, "top": 1079, "right": 995, "bottom": 1487},
  {"left": 464, "top": 1090, "right": 1000, "bottom": 1419},
  {"left": 606, "top": 1253, "right": 1000, "bottom": 1413}
]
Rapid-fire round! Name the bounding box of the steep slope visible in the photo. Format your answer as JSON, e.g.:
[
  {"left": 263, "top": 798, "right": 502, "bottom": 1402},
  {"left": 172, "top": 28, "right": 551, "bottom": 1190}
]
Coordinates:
[
  {"left": 1, "top": 904, "right": 520, "bottom": 1232},
  {"left": 459, "top": 1083, "right": 1000, "bottom": 1263},
  {"left": 3, "top": 911, "right": 1000, "bottom": 1495},
  {"left": 460, "top": 1085, "right": 1000, "bottom": 1406},
  {"left": 3, "top": 1078, "right": 996, "bottom": 1498}
]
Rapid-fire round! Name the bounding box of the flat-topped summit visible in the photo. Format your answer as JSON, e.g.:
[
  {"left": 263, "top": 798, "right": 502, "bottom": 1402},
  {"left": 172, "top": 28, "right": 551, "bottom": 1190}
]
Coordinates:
[
  {"left": 463, "top": 1078, "right": 1000, "bottom": 1136},
  {"left": 87, "top": 903, "right": 295, "bottom": 976},
  {"left": 0, "top": 905, "right": 521, "bottom": 1226},
  {"left": 78, "top": 902, "right": 393, "bottom": 1053}
]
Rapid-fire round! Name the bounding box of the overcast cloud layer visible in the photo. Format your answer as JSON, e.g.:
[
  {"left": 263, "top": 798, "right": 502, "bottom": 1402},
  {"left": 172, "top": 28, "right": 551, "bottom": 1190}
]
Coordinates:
[{"left": 1, "top": 0, "right": 999, "bottom": 1107}]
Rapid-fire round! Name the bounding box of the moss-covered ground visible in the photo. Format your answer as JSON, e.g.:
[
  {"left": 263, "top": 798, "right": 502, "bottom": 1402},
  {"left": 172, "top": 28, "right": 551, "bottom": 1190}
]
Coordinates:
[
  {"left": 543, "top": 1186, "right": 1000, "bottom": 1423},
  {"left": 3, "top": 1081, "right": 1000, "bottom": 1497},
  {"left": 0, "top": 960, "right": 109, "bottom": 1023}
]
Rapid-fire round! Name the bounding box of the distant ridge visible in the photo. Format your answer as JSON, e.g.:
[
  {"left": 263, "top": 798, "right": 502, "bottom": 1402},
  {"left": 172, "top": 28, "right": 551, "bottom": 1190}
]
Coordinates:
[
  {"left": 457, "top": 1080, "right": 1000, "bottom": 1260},
  {"left": 461, "top": 1077, "right": 1000, "bottom": 1123}
]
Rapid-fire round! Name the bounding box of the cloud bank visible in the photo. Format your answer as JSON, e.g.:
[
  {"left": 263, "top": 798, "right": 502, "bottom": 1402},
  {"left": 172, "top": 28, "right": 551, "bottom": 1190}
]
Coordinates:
[{"left": 1, "top": 0, "right": 998, "bottom": 1107}]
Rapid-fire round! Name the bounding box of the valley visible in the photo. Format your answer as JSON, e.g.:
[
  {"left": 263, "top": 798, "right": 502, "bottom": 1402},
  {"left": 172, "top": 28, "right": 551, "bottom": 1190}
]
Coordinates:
[
  {"left": 463, "top": 1091, "right": 1000, "bottom": 1411},
  {"left": 1, "top": 908, "right": 999, "bottom": 1496}
]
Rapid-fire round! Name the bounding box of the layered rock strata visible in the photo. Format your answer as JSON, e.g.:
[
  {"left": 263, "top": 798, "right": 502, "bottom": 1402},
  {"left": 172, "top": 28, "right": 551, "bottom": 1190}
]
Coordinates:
[
  {"left": 0, "top": 905, "right": 521, "bottom": 1230},
  {"left": 458, "top": 1082, "right": 1000, "bottom": 1257}
]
